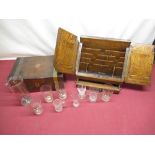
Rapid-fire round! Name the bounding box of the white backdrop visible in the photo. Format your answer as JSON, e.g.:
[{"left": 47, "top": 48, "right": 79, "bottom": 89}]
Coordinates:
[{"left": 0, "top": 19, "right": 155, "bottom": 59}]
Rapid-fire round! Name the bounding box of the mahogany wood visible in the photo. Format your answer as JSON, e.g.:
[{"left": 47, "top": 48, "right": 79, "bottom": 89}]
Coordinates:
[{"left": 8, "top": 55, "right": 64, "bottom": 92}]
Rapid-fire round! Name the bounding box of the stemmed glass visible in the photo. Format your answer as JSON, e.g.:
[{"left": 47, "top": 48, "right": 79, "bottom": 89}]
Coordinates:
[
  {"left": 77, "top": 85, "right": 86, "bottom": 99},
  {"left": 6, "top": 75, "right": 32, "bottom": 106}
]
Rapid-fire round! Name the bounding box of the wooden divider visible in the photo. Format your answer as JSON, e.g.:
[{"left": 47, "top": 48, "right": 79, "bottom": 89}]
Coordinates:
[{"left": 79, "top": 46, "right": 126, "bottom": 78}]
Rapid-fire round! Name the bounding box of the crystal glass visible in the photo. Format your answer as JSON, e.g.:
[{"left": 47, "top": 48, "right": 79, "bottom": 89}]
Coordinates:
[
  {"left": 57, "top": 88, "right": 67, "bottom": 100},
  {"left": 40, "top": 84, "right": 53, "bottom": 103},
  {"left": 6, "top": 76, "right": 32, "bottom": 106},
  {"left": 57, "top": 88, "right": 67, "bottom": 107},
  {"left": 71, "top": 93, "right": 80, "bottom": 108},
  {"left": 88, "top": 88, "right": 99, "bottom": 103},
  {"left": 31, "top": 96, "right": 43, "bottom": 115},
  {"left": 53, "top": 99, "right": 64, "bottom": 112},
  {"left": 101, "top": 89, "right": 113, "bottom": 102},
  {"left": 77, "top": 85, "right": 86, "bottom": 99}
]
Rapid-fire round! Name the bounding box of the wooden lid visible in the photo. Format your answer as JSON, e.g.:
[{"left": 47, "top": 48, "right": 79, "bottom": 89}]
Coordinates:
[
  {"left": 22, "top": 56, "right": 55, "bottom": 79},
  {"left": 53, "top": 28, "right": 79, "bottom": 75}
]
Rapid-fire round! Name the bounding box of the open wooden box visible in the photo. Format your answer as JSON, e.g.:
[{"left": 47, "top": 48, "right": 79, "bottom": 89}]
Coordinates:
[{"left": 54, "top": 28, "right": 154, "bottom": 93}]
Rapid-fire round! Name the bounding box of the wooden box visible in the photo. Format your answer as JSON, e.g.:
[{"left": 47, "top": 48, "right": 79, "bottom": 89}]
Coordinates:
[
  {"left": 8, "top": 55, "right": 64, "bottom": 92},
  {"left": 53, "top": 28, "right": 154, "bottom": 93}
]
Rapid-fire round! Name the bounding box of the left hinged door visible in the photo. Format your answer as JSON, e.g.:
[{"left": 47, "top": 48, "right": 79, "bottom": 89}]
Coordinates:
[
  {"left": 124, "top": 44, "right": 154, "bottom": 85},
  {"left": 54, "top": 28, "right": 79, "bottom": 74}
]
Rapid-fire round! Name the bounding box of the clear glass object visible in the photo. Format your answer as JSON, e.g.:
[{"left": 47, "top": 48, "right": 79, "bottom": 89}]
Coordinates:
[
  {"left": 57, "top": 88, "right": 67, "bottom": 100},
  {"left": 31, "top": 96, "right": 43, "bottom": 115},
  {"left": 71, "top": 93, "right": 80, "bottom": 108},
  {"left": 6, "top": 76, "right": 32, "bottom": 106},
  {"left": 57, "top": 88, "right": 67, "bottom": 107},
  {"left": 77, "top": 85, "right": 86, "bottom": 99},
  {"left": 40, "top": 84, "right": 53, "bottom": 103},
  {"left": 88, "top": 88, "right": 99, "bottom": 103},
  {"left": 101, "top": 89, "right": 113, "bottom": 102},
  {"left": 53, "top": 99, "right": 64, "bottom": 112}
]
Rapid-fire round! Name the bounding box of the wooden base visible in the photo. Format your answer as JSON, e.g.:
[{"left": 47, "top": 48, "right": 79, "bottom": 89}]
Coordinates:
[{"left": 76, "top": 79, "right": 120, "bottom": 93}]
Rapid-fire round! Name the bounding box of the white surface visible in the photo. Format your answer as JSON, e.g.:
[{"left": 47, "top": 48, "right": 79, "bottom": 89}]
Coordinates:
[{"left": 0, "top": 19, "right": 155, "bottom": 59}]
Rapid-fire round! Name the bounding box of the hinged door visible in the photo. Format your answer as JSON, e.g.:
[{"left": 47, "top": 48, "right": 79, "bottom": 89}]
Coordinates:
[
  {"left": 124, "top": 44, "right": 154, "bottom": 85},
  {"left": 54, "top": 28, "right": 79, "bottom": 74}
]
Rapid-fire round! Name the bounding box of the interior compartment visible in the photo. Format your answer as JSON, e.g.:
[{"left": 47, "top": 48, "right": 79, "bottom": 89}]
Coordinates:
[{"left": 78, "top": 38, "right": 131, "bottom": 79}]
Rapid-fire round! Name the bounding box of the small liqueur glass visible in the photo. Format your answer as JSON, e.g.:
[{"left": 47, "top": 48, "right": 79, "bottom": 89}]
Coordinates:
[
  {"left": 57, "top": 88, "right": 67, "bottom": 107},
  {"left": 88, "top": 88, "right": 99, "bottom": 103},
  {"left": 101, "top": 89, "right": 113, "bottom": 102},
  {"left": 31, "top": 96, "right": 43, "bottom": 115},
  {"left": 40, "top": 84, "right": 53, "bottom": 103},
  {"left": 52, "top": 99, "right": 64, "bottom": 112},
  {"left": 77, "top": 85, "right": 86, "bottom": 99},
  {"left": 57, "top": 88, "right": 67, "bottom": 100},
  {"left": 71, "top": 93, "right": 80, "bottom": 108},
  {"left": 6, "top": 76, "right": 32, "bottom": 106}
]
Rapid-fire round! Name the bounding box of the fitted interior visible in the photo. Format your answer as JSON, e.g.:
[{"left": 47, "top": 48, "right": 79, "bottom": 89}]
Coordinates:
[{"left": 78, "top": 38, "right": 130, "bottom": 79}]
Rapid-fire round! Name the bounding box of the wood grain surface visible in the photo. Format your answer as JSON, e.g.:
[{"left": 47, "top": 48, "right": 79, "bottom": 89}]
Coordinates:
[
  {"left": 8, "top": 55, "right": 64, "bottom": 92},
  {"left": 54, "top": 28, "right": 79, "bottom": 74},
  {"left": 125, "top": 45, "right": 154, "bottom": 85}
]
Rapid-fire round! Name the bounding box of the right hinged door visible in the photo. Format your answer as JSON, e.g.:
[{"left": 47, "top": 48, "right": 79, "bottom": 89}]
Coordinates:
[{"left": 124, "top": 44, "right": 154, "bottom": 85}]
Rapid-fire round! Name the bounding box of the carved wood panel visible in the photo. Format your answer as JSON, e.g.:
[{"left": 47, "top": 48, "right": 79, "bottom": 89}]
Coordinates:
[
  {"left": 54, "top": 28, "right": 79, "bottom": 74},
  {"left": 125, "top": 45, "right": 154, "bottom": 85}
]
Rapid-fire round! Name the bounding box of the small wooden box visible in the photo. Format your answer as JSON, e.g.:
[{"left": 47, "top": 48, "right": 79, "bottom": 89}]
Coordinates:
[
  {"left": 8, "top": 55, "right": 64, "bottom": 92},
  {"left": 53, "top": 28, "right": 154, "bottom": 93}
]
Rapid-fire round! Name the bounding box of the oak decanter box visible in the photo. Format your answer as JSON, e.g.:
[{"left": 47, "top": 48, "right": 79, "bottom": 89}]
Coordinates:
[
  {"left": 54, "top": 28, "right": 154, "bottom": 93},
  {"left": 8, "top": 55, "right": 64, "bottom": 92}
]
